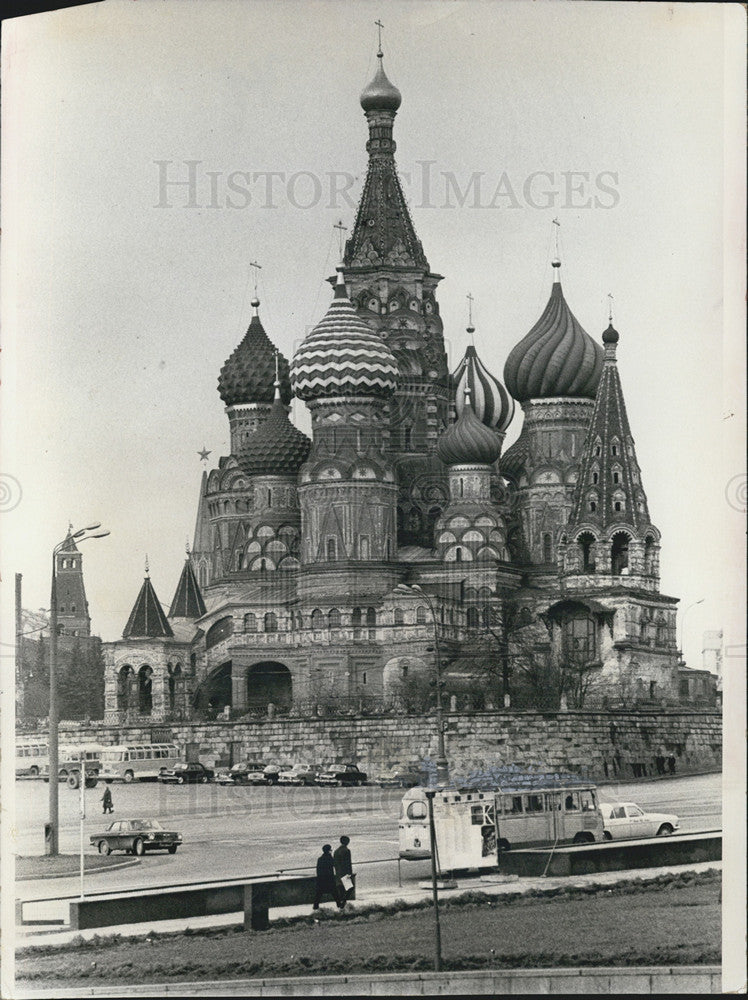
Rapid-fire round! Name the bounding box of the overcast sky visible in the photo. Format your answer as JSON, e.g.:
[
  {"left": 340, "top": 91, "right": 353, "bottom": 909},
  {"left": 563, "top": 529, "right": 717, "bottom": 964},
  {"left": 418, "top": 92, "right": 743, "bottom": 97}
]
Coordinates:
[{"left": 2, "top": 0, "right": 744, "bottom": 672}]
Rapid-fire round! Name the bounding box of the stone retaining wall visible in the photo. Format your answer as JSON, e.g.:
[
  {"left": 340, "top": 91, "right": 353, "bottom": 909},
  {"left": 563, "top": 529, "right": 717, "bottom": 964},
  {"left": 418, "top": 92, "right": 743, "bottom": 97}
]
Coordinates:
[{"left": 55, "top": 709, "right": 722, "bottom": 781}]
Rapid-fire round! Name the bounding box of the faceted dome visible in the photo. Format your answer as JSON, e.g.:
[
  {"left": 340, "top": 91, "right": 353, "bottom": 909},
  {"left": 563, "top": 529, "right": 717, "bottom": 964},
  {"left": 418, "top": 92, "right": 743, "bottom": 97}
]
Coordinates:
[
  {"left": 503, "top": 268, "right": 604, "bottom": 403},
  {"left": 218, "top": 302, "right": 292, "bottom": 407},
  {"left": 360, "top": 54, "right": 401, "bottom": 113},
  {"left": 291, "top": 272, "right": 399, "bottom": 401},
  {"left": 437, "top": 398, "right": 502, "bottom": 467},
  {"left": 452, "top": 344, "right": 514, "bottom": 433},
  {"left": 238, "top": 395, "right": 311, "bottom": 477}
]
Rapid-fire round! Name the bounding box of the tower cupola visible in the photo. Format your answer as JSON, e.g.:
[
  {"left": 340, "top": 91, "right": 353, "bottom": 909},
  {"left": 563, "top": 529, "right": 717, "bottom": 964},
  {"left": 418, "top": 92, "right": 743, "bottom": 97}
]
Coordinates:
[
  {"left": 452, "top": 343, "right": 514, "bottom": 433},
  {"left": 238, "top": 378, "right": 311, "bottom": 477},
  {"left": 360, "top": 51, "right": 402, "bottom": 113},
  {"left": 436, "top": 388, "right": 502, "bottom": 467}
]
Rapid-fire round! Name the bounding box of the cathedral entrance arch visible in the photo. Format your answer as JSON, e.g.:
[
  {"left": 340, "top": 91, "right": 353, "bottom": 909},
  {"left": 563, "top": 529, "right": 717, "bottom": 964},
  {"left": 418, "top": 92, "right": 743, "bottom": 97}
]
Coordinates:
[
  {"left": 117, "top": 665, "right": 135, "bottom": 712},
  {"left": 193, "top": 661, "right": 232, "bottom": 718},
  {"left": 246, "top": 661, "right": 292, "bottom": 711}
]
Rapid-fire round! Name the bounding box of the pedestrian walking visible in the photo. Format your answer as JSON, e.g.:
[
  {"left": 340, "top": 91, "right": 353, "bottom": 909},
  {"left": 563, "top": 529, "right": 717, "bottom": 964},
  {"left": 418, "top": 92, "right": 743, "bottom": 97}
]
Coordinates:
[
  {"left": 101, "top": 786, "right": 114, "bottom": 814},
  {"left": 313, "top": 844, "right": 343, "bottom": 911},
  {"left": 333, "top": 835, "right": 353, "bottom": 909}
]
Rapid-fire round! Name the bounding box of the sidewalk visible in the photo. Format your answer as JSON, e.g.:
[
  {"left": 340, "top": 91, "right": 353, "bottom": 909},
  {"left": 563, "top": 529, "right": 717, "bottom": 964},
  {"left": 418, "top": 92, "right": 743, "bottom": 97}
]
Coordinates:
[{"left": 15, "top": 860, "right": 721, "bottom": 948}]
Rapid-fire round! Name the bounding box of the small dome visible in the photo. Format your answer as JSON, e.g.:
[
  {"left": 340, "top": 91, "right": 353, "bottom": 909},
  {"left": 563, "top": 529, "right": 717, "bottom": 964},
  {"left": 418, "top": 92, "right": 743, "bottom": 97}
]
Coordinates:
[
  {"left": 238, "top": 395, "right": 311, "bottom": 477},
  {"left": 437, "top": 398, "right": 502, "bottom": 467},
  {"left": 452, "top": 344, "right": 514, "bottom": 433},
  {"left": 291, "top": 272, "right": 399, "bottom": 401},
  {"left": 602, "top": 322, "right": 619, "bottom": 345},
  {"left": 218, "top": 305, "right": 292, "bottom": 407},
  {"left": 499, "top": 428, "right": 530, "bottom": 482},
  {"left": 503, "top": 269, "right": 604, "bottom": 402},
  {"left": 360, "top": 54, "right": 401, "bottom": 113}
]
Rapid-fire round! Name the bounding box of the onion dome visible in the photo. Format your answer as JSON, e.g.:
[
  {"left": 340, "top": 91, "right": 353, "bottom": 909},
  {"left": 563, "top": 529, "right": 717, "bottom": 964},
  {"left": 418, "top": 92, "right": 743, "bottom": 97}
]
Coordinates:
[
  {"left": 437, "top": 389, "right": 502, "bottom": 466},
  {"left": 503, "top": 264, "right": 604, "bottom": 403},
  {"left": 291, "top": 270, "right": 398, "bottom": 401},
  {"left": 238, "top": 390, "right": 311, "bottom": 477},
  {"left": 498, "top": 428, "right": 530, "bottom": 481},
  {"left": 452, "top": 343, "right": 514, "bottom": 433},
  {"left": 360, "top": 52, "right": 402, "bottom": 113},
  {"left": 218, "top": 299, "right": 292, "bottom": 406},
  {"left": 602, "top": 322, "right": 619, "bottom": 345}
]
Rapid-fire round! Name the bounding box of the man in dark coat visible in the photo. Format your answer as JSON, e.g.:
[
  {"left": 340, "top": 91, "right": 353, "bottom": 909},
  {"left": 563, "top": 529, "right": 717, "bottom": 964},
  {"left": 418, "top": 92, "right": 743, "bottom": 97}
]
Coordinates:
[
  {"left": 333, "top": 835, "right": 352, "bottom": 909},
  {"left": 313, "top": 844, "right": 342, "bottom": 910}
]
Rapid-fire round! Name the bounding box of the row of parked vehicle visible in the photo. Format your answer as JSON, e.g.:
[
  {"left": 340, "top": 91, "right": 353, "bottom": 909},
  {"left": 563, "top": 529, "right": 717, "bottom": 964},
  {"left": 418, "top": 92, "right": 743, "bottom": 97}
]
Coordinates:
[{"left": 156, "top": 760, "right": 373, "bottom": 786}]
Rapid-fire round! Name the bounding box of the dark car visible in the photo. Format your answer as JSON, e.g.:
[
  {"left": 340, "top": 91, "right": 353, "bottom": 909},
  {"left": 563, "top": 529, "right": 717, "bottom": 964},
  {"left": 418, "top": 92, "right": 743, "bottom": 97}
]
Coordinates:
[
  {"left": 375, "top": 764, "right": 425, "bottom": 788},
  {"left": 230, "top": 761, "right": 280, "bottom": 785},
  {"left": 157, "top": 762, "right": 215, "bottom": 784},
  {"left": 316, "top": 764, "right": 367, "bottom": 787},
  {"left": 90, "top": 818, "right": 182, "bottom": 856}
]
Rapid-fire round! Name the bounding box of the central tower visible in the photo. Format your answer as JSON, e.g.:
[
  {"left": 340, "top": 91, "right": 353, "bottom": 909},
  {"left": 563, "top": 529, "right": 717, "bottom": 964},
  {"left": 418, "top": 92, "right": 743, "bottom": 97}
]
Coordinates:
[{"left": 342, "top": 46, "right": 450, "bottom": 548}]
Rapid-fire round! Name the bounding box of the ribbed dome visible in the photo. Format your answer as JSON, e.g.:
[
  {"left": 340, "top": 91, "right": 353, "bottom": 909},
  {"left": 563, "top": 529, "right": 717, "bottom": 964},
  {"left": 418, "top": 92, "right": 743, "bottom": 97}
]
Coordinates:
[
  {"left": 238, "top": 395, "right": 311, "bottom": 477},
  {"left": 360, "top": 54, "right": 401, "bottom": 113},
  {"left": 452, "top": 344, "right": 514, "bottom": 433},
  {"left": 498, "top": 428, "right": 530, "bottom": 481},
  {"left": 218, "top": 302, "right": 292, "bottom": 407},
  {"left": 503, "top": 270, "right": 604, "bottom": 402},
  {"left": 436, "top": 398, "right": 502, "bottom": 467},
  {"left": 291, "top": 272, "right": 399, "bottom": 401}
]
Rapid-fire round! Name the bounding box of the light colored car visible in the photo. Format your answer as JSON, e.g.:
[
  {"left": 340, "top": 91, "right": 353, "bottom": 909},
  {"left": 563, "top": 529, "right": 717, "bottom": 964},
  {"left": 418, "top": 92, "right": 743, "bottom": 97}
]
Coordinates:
[
  {"left": 277, "top": 763, "right": 319, "bottom": 786},
  {"left": 600, "top": 801, "right": 679, "bottom": 840}
]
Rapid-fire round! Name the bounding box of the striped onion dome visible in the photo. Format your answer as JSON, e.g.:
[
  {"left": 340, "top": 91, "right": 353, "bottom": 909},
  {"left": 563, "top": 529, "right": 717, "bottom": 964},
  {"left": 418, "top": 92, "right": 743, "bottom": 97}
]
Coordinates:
[
  {"left": 238, "top": 391, "right": 311, "bottom": 477},
  {"left": 436, "top": 390, "right": 502, "bottom": 467},
  {"left": 503, "top": 263, "right": 604, "bottom": 403},
  {"left": 218, "top": 300, "right": 292, "bottom": 407},
  {"left": 291, "top": 270, "right": 398, "bottom": 401},
  {"left": 452, "top": 343, "right": 514, "bottom": 433}
]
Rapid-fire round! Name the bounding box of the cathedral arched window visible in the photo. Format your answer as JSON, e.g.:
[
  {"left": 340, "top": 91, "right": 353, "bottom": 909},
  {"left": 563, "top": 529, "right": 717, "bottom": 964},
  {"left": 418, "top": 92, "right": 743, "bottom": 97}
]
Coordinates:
[
  {"left": 267, "top": 488, "right": 272, "bottom": 507},
  {"left": 459, "top": 478, "right": 464, "bottom": 497},
  {"left": 244, "top": 613, "right": 257, "bottom": 633},
  {"left": 311, "top": 609, "right": 324, "bottom": 632},
  {"left": 394, "top": 608, "right": 405, "bottom": 626},
  {"left": 59, "top": 605, "right": 65, "bottom": 613},
  {"left": 264, "top": 612, "right": 277, "bottom": 633},
  {"left": 455, "top": 547, "right": 463, "bottom": 562},
  {"left": 359, "top": 536, "right": 370, "bottom": 560},
  {"left": 71, "top": 604, "right": 76, "bottom": 613},
  {"left": 403, "top": 426, "right": 412, "bottom": 450},
  {"left": 328, "top": 608, "right": 341, "bottom": 630},
  {"left": 416, "top": 606, "right": 427, "bottom": 625},
  {"left": 366, "top": 607, "right": 377, "bottom": 639},
  {"left": 611, "top": 532, "right": 630, "bottom": 575},
  {"left": 326, "top": 537, "right": 337, "bottom": 561},
  {"left": 352, "top": 607, "right": 362, "bottom": 639},
  {"left": 562, "top": 613, "right": 597, "bottom": 663},
  {"left": 577, "top": 532, "right": 596, "bottom": 573},
  {"left": 467, "top": 607, "right": 480, "bottom": 628},
  {"left": 542, "top": 533, "right": 553, "bottom": 563},
  {"left": 644, "top": 536, "right": 656, "bottom": 575},
  {"left": 592, "top": 472, "right": 599, "bottom": 485}
]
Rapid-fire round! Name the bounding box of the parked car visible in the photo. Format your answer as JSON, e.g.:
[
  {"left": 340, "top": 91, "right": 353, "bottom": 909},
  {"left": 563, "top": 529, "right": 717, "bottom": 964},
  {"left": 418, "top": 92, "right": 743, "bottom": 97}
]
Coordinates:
[
  {"left": 375, "top": 764, "right": 425, "bottom": 788},
  {"left": 158, "top": 762, "right": 215, "bottom": 784},
  {"left": 600, "top": 801, "right": 679, "bottom": 840},
  {"left": 90, "top": 818, "right": 182, "bottom": 856},
  {"left": 215, "top": 770, "right": 234, "bottom": 785},
  {"left": 230, "top": 761, "right": 282, "bottom": 785},
  {"left": 277, "top": 763, "right": 319, "bottom": 786},
  {"left": 316, "top": 764, "right": 368, "bottom": 787}
]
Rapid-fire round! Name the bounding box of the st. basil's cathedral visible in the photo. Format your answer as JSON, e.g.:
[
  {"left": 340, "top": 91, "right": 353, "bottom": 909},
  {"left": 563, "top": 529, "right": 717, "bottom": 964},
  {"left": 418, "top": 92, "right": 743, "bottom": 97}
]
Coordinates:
[{"left": 103, "top": 48, "right": 679, "bottom": 725}]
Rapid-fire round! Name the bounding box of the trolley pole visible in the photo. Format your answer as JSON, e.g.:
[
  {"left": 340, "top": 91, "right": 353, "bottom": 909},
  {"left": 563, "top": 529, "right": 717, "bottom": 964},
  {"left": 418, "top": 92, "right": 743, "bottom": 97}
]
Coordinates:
[{"left": 425, "top": 790, "right": 443, "bottom": 972}]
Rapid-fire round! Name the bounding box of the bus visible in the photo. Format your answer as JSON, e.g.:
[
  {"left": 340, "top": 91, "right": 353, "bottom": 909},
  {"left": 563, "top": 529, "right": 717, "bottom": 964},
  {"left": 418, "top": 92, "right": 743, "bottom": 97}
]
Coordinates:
[
  {"left": 98, "top": 743, "right": 182, "bottom": 783},
  {"left": 41, "top": 743, "right": 106, "bottom": 787},
  {"left": 399, "top": 774, "right": 605, "bottom": 872},
  {"left": 15, "top": 738, "right": 48, "bottom": 777}
]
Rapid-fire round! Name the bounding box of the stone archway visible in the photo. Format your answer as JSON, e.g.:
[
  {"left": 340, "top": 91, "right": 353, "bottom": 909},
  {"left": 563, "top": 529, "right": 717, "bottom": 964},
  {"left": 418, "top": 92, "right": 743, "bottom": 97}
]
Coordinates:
[
  {"left": 193, "top": 661, "right": 232, "bottom": 718},
  {"left": 246, "top": 661, "right": 292, "bottom": 711}
]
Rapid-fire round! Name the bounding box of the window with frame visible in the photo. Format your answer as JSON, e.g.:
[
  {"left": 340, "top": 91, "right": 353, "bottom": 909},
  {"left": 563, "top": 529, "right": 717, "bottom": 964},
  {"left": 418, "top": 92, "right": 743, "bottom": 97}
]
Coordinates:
[
  {"left": 524, "top": 793, "right": 544, "bottom": 813},
  {"left": 562, "top": 613, "right": 597, "bottom": 662}
]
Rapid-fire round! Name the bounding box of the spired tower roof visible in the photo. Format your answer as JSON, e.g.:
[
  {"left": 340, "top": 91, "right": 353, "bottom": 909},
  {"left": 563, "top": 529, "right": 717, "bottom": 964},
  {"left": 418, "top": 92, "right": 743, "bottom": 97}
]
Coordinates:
[
  {"left": 503, "top": 263, "right": 604, "bottom": 402},
  {"left": 452, "top": 343, "right": 514, "bottom": 433},
  {"left": 123, "top": 575, "right": 173, "bottom": 639},
  {"left": 291, "top": 270, "right": 399, "bottom": 400},
  {"left": 218, "top": 300, "right": 292, "bottom": 407},
  {"left": 567, "top": 322, "right": 654, "bottom": 535},
  {"left": 168, "top": 558, "right": 207, "bottom": 620},
  {"left": 343, "top": 51, "right": 428, "bottom": 271}
]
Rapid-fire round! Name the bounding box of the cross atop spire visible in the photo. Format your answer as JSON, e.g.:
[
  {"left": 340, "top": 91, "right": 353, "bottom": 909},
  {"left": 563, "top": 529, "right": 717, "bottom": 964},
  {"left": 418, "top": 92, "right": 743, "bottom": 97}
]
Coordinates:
[
  {"left": 145, "top": 553, "right": 150, "bottom": 577},
  {"left": 375, "top": 18, "right": 384, "bottom": 56},
  {"left": 333, "top": 219, "right": 347, "bottom": 259},
  {"left": 466, "top": 292, "right": 475, "bottom": 343},
  {"left": 249, "top": 260, "right": 262, "bottom": 309},
  {"left": 552, "top": 217, "right": 561, "bottom": 276},
  {"left": 607, "top": 292, "right": 614, "bottom": 323}
]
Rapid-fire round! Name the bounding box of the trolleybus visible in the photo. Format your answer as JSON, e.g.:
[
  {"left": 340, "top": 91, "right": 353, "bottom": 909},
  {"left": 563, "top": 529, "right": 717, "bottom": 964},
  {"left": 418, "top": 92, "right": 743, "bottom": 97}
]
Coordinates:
[{"left": 98, "top": 743, "right": 181, "bottom": 782}]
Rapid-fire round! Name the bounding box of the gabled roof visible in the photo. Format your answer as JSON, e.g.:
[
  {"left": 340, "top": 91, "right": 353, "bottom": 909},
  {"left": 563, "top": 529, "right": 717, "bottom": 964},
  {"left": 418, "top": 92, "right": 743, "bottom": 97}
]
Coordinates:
[
  {"left": 123, "top": 577, "right": 173, "bottom": 639},
  {"left": 169, "top": 559, "right": 207, "bottom": 620}
]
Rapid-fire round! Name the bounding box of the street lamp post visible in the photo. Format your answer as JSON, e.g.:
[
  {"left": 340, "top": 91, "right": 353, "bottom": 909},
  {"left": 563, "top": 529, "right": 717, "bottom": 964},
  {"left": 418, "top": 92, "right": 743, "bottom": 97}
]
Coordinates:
[
  {"left": 395, "top": 583, "right": 448, "bottom": 785},
  {"left": 425, "top": 790, "right": 443, "bottom": 972},
  {"left": 679, "top": 598, "right": 705, "bottom": 666},
  {"left": 47, "top": 524, "right": 109, "bottom": 856}
]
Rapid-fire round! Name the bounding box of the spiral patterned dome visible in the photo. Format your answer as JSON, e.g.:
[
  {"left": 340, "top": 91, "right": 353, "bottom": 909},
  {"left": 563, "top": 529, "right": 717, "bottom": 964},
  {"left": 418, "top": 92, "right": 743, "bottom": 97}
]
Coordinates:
[
  {"left": 291, "top": 271, "right": 399, "bottom": 401},
  {"left": 238, "top": 393, "right": 311, "bottom": 477},
  {"left": 503, "top": 267, "right": 604, "bottom": 402},
  {"left": 218, "top": 301, "right": 292, "bottom": 406},
  {"left": 452, "top": 343, "right": 514, "bottom": 433},
  {"left": 360, "top": 53, "right": 402, "bottom": 113},
  {"left": 437, "top": 395, "right": 502, "bottom": 467}
]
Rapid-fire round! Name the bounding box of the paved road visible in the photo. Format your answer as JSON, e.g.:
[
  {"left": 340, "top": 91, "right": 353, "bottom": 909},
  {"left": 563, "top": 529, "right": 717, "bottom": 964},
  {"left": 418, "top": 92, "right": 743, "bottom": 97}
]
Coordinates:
[{"left": 15, "top": 772, "right": 721, "bottom": 908}]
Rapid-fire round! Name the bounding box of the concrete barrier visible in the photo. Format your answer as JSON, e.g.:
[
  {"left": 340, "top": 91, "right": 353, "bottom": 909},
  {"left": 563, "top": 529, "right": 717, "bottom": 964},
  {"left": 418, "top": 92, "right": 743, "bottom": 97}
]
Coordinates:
[
  {"left": 66, "top": 874, "right": 355, "bottom": 932},
  {"left": 498, "top": 831, "right": 721, "bottom": 877}
]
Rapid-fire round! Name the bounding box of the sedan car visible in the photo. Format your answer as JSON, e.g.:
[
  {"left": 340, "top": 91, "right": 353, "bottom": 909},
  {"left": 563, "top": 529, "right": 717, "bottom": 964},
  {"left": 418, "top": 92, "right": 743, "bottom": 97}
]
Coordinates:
[
  {"left": 230, "top": 761, "right": 281, "bottom": 785},
  {"left": 601, "top": 801, "right": 679, "bottom": 839},
  {"left": 157, "top": 762, "right": 215, "bottom": 784},
  {"left": 375, "top": 765, "right": 425, "bottom": 788},
  {"left": 316, "top": 764, "right": 368, "bottom": 787},
  {"left": 90, "top": 819, "right": 182, "bottom": 856},
  {"left": 277, "top": 763, "right": 319, "bottom": 786}
]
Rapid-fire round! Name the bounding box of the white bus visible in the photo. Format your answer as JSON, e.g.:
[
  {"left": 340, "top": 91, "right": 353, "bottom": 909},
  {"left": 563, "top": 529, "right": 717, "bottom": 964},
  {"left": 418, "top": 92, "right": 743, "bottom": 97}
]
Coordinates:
[
  {"left": 41, "top": 743, "right": 106, "bottom": 787},
  {"left": 99, "top": 743, "right": 182, "bottom": 783},
  {"left": 15, "top": 738, "right": 48, "bottom": 777},
  {"left": 399, "top": 775, "right": 605, "bottom": 872}
]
